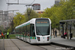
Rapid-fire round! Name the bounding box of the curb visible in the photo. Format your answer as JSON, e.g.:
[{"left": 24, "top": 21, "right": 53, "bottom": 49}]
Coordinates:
[{"left": 51, "top": 42, "right": 75, "bottom": 50}]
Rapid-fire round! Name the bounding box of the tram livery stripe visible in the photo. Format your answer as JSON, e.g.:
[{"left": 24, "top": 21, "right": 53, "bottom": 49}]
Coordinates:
[
  {"left": 16, "top": 34, "right": 51, "bottom": 39},
  {"left": 16, "top": 34, "right": 36, "bottom": 39},
  {"left": 30, "top": 37, "right": 36, "bottom": 39}
]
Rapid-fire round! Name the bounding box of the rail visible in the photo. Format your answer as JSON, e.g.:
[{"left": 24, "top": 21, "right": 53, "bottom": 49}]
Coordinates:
[
  {"left": 3, "top": 38, "right": 5, "bottom": 50},
  {"left": 10, "top": 38, "right": 20, "bottom": 50},
  {"left": 36, "top": 44, "right": 47, "bottom": 50}
]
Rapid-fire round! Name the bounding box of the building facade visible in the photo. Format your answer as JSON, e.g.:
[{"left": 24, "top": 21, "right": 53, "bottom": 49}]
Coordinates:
[
  {"left": 0, "top": 10, "right": 14, "bottom": 29},
  {"left": 0, "top": 10, "right": 3, "bottom": 26},
  {"left": 55, "top": 0, "right": 66, "bottom": 5},
  {"left": 32, "top": 4, "right": 40, "bottom": 10},
  {"left": 34, "top": 10, "right": 44, "bottom": 17},
  {"left": 55, "top": 0, "right": 60, "bottom": 5}
]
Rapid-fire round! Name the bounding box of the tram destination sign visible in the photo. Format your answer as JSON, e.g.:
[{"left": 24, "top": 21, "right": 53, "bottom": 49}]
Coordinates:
[
  {"left": 37, "top": 21, "right": 47, "bottom": 23},
  {"left": 36, "top": 19, "right": 49, "bottom": 24}
]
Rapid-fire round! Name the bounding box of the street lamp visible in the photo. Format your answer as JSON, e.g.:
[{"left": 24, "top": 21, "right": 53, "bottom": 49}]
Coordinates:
[{"left": 10, "top": 20, "right": 13, "bottom": 32}]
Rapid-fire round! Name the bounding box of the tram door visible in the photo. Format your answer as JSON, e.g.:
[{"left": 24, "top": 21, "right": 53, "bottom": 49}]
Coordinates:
[{"left": 30, "top": 24, "right": 35, "bottom": 42}]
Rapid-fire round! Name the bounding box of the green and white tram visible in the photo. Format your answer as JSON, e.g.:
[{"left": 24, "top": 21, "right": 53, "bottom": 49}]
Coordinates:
[{"left": 15, "top": 18, "right": 51, "bottom": 44}]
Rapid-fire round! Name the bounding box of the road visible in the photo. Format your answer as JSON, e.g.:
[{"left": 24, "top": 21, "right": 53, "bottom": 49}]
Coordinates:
[{"left": 1, "top": 39, "right": 72, "bottom": 50}]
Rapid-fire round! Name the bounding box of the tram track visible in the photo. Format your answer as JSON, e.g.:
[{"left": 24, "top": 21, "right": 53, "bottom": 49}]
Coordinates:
[
  {"left": 4, "top": 38, "right": 74, "bottom": 50},
  {"left": 35, "top": 44, "right": 51, "bottom": 50},
  {"left": 9, "top": 39, "right": 75, "bottom": 50},
  {"left": 38, "top": 46, "right": 47, "bottom": 50},
  {"left": 36, "top": 45, "right": 47, "bottom": 50},
  {"left": 3, "top": 38, "right": 5, "bottom": 50},
  {"left": 10, "top": 38, "right": 21, "bottom": 50},
  {"left": 17, "top": 38, "right": 73, "bottom": 50}
]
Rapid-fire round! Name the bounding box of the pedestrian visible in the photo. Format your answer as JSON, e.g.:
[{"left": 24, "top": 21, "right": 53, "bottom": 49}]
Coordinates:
[
  {"left": 55, "top": 30, "right": 57, "bottom": 37},
  {"left": 70, "top": 33, "right": 73, "bottom": 40},
  {"left": 1, "top": 32, "right": 4, "bottom": 38},
  {"left": 64, "top": 32, "right": 67, "bottom": 39},
  {"left": 7, "top": 32, "right": 9, "bottom": 38}
]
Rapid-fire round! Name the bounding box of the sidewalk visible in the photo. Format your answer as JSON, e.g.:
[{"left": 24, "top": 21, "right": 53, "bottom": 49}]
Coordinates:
[
  {"left": 0, "top": 39, "right": 4, "bottom": 50},
  {"left": 51, "top": 36, "right": 75, "bottom": 48}
]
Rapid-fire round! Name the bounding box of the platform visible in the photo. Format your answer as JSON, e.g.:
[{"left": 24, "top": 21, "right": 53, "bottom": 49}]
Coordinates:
[
  {"left": 52, "top": 36, "right": 75, "bottom": 48},
  {"left": 0, "top": 39, "right": 4, "bottom": 50}
]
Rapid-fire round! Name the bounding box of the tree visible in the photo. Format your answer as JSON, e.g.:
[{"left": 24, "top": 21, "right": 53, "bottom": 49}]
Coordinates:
[
  {"left": 42, "top": 7, "right": 59, "bottom": 29},
  {"left": 0, "top": 26, "right": 8, "bottom": 33},
  {"left": 25, "top": 8, "right": 39, "bottom": 21},
  {"left": 59, "top": 0, "right": 75, "bottom": 19},
  {"left": 13, "top": 12, "right": 26, "bottom": 28},
  {"left": 42, "top": 0, "right": 75, "bottom": 37}
]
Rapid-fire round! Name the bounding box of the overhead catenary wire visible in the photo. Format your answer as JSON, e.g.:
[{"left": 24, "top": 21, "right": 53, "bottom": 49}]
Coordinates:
[{"left": 31, "top": 0, "right": 35, "bottom": 5}]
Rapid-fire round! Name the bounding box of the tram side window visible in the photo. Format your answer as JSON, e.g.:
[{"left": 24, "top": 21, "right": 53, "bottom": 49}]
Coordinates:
[
  {"left": 21, "top": 27, "right": 24, "bottom": 36},
  {"left": 23, "top": 26, "right": 26, "bottom": 36},
  {"left": 25, "top": 26, "right": 27, "bottom": 36},
  {"left": 23, "top": 26, "right": 25, "bottom": 32},
  {"left": 30, "top": 24, "right": 35, "bottom": 36},
  {"left": 20, "top": 28, "right": 22, "bottom": 34},
  {"left": 15, "top": 29, "right": 17, "bottom": 34},
  {"left": 27, "top": 25, "right": 30, "bottom": 36},
  {"left": 18, "top": 28, "right": 20, "bottom": 34},
  {"left": 16, "top": 29, "right": 19, "bottom": 34}
]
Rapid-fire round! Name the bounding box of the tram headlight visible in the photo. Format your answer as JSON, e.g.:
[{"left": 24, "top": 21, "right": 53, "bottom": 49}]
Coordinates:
[
  {"left": 37, "top": 37, "right": 40, "bottom": 41},
  {"left": 47, "top": 37, "right": 49, "bottom": 41}
]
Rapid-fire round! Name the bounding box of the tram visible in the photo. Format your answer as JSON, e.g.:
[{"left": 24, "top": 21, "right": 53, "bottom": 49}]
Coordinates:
[{"left": 15, "top": 18, "right": 51, "bottom": 44}]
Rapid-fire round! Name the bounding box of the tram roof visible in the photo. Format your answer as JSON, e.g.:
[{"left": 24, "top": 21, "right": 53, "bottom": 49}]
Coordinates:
[
  {"left": 15, "top": 18, "right": 36, "bottom": 29},
  {"left": 15, "top": 18, "right": 51, "bottom": 29}
]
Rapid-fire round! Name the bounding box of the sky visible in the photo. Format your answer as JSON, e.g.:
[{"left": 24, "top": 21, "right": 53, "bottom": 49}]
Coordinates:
[{"left": 0, "top": 0, "right": 55, "bottom": 14}]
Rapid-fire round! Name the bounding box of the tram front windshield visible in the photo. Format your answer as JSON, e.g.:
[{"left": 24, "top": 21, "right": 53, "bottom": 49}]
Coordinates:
[{"left": 36, "top": 19, "right": 50, "bottom": 36}]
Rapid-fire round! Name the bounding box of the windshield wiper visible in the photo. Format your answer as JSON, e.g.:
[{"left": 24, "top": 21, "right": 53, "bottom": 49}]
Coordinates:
[{"left": 37, "top": 29, "right": 43, "bottom": 36}]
